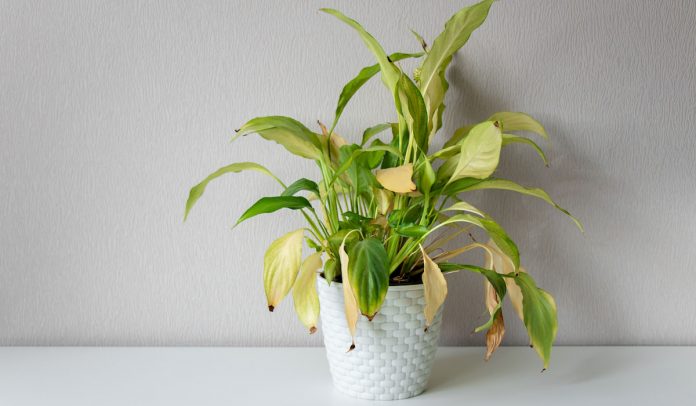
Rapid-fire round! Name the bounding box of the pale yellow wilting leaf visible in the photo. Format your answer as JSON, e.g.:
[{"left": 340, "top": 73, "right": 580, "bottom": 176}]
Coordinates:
[
  {"left": 373, "top": 187, "right": 394, "bottom": 215},
  {"left": 420, "top": 245, "right": 448, "bottom": 330},
  {"left": 263, "top": 229, "right": 304, "bottom": 311},
  {"left": 375, "top": 164, "right": 417, "bottom": 194},
  {"left": 292, "top": 252, "right": 323, "bottom": 334},
  {"left": 339, "top": 237, "right": 359, "bottom": 351}
]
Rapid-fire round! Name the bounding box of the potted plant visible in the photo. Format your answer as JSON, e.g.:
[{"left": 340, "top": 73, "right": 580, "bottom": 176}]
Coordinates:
[{"left": 185, "top": 0, "right": 582, "bottom": 400}]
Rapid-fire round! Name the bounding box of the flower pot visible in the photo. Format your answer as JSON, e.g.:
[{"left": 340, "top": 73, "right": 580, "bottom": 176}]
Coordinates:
[{"left": 317, "top": 275, "right": 443, "bottom": 401}]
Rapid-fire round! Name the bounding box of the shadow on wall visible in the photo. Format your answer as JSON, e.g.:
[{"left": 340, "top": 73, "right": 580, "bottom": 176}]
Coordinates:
[{"left": 435, "top": 54, "right": 629, "bottom": 346}]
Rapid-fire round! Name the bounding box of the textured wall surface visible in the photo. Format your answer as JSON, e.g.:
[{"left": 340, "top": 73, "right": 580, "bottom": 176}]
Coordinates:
[{"left": 1, "top": 0, "right": 695, "bottom": 346}]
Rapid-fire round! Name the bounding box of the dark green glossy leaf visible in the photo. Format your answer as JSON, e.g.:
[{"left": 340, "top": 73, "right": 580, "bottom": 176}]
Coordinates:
[
  {"left": 348, "top": 238, "right": 389, "bottom": 318},
  {"left": 281, "top": 178, "right": 320, "bottom": 197},
  {"left": 235, "top": 196, "right": 312, "bottom": 226}
]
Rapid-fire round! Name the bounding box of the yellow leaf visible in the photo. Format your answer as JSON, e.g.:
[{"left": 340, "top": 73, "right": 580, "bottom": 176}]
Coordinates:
[
  {"left": 442, "top": 200, "right": 484, "bottom": 216},
  {"left": 373, "top": 187, "right": 394, "bottom": 215},
  {"left": 449, "top": 121, "right": 502, "bottom": 181},
  {"left": 375, "top": 164, "right": 417, "bottom": 194},
  {"left": 292, "top": 252, "right": 323, "bottom": 334},
  {"left": 339, "top": 236, "right": 359, "bottom": 351},
  {"left": 263, "top": 229, "right": 304, "bottom": 311},
  {"left": 420, "top": 245, "right": 448, "bottom": 330}
]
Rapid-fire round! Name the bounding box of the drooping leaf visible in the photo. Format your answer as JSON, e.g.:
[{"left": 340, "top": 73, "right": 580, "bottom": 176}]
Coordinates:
[
  {"left": 445, "top": 121, "right": 502, "bottom": 182},
  {"left": 235, "top": 196, "right": 312, "bottom": 226},
  {"left": 348, "top": 238, "right": 389, "bottom": 319},
  {"left": 420, "top": 245, "right": 448, "bottom": 330},
  {"left": 292, "top": 252, "right": 323, "bottom": 334},
  {"left": 331, "top": 52, "right": 423, "bottom": 132},
  {"left": 419, "top": 0, "right": 493, "bottom": 134},
  {"left": 446, "top": 178, "right": 583, "bottom": 231},
  {"left": 430, "top": 213, "right": 520, "bottom": 270},
  {"left": 184, "top": 162, "right": 285, "bottom": 221},
  {"left": 376, "top": 163, "right": 417, "bottom": 194},
  {"left": 373, "top": 187, "right": 394, "bottom": 215},
  {"left": 514, "top": 272, "right": 558, "bottom": 370},
  {"left": 234, "top": 116, "right": 322, "bottom": 160},
  {"left": 489, "top": 111, "right": 548, "bottom": 140},
  {"left": 486, "top": 310, "right": 505, "bottom": 361},
  {"left": 338, "top": 235, "right": 360, "bottom": 350},
  {"left": 502, "top": 134, "right": 549, "bottom": 166},
  {"left": 281, "top": 178, "right": 320, "bottom": 198},
  {"left": 263, "top": 229, "right": 304, "bottom": 311}
]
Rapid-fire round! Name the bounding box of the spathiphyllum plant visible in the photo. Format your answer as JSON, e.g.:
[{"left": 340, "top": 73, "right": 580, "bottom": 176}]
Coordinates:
[{"left": 185, "top": 0, "right": 582, "bottom": 372}]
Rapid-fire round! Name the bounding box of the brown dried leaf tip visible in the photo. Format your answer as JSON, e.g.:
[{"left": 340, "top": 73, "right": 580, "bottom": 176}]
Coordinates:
[
  {"left": 346, "top": 342, "right": 356, "bottom": 353},
  {"left": 309, "top": 326, "right": 317, "bottom": 335},
  {"left": 268, "top": 305, "right": 275, "bottom": 312}
]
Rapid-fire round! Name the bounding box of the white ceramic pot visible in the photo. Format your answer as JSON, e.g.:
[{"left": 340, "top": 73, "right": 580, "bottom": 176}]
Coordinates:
[{"left": 317, "top": 275, "right": 443, "bottom": 401}]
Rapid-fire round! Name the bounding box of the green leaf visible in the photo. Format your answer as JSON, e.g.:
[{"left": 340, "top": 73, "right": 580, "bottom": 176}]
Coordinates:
[
  {"left": 323, "top": 257, "right": 338, "bottom": 285},
  {"left": 330, "top": 143, "right": 401, "bottom": 186},
  {"left": 281, "top": 178, "right": 320, "bottom": 197},
  {"left": 264, "top": 229, "right": 304, "bottom": 311},
  {"left": 442, "top": 121, "right": 502, "bottom": 182},
  {"left": 185, "top": 162, "right": 284, "bottom": 221},
  {"left": 502, "top": 134, "right": 549, "bottom": 166},
  {"left": 409, "top": 29, "right": 428, "bottom": 52},
  {"left": 446, "top": 178, "right": 583, "bottom": 231},
  {"left": 430, "top": 214, "right": 520, "bottom": 270},
  {"left": 395, "top": 73, "right": 429, "bottom": 153},
  {"left": 442, "top": 200, "right": 484, "bottom": 216},
  {"left": 417, "top": 157, "right": 436, "bottom": 195},
  {"left": 236, "top": 196, "right": 312, "bottom": 226},
  {"left": 331, "top": 52, "right": 423, "bottom": 132},
  {"left": 514, "top": 272, "right": 558, "bottom": 369},
  {"left": 419, "top": 0, "right": 493, "bottom": 134},
  {"left": 321, "top": 9, "right": 401, "bottom": 93},
  {"left": 436, "top": 263, "right": 506, "bottom": 332},
  {"left": 361, "top": 123, "right": 392, "bottom": 146},
  {"left": 394, "top": 223, "right": 429, "bottom": 239},
  {"left": 489, "top": 112, "right": 548, "bottom": 140},
  {"left": 348, "top": 238, "right": 389, "bottom": 319},
  {"left": 234, "top": 116, "right": 322, "bottom": 160}
]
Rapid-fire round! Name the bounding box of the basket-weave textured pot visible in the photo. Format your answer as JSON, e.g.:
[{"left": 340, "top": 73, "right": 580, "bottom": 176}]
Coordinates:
[{"left": 317, "top": 275, "right": 443, "bottom": 400}]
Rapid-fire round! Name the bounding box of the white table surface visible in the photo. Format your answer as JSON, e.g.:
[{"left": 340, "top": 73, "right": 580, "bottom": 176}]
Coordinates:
[{"left": 1, "top": 346, "right": 693, "bottom": 405}]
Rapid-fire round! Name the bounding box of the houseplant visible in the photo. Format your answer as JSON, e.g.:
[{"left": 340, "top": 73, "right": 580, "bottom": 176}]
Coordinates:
[{"left": 185, "top": 0, "right": 582, "bottom": 400}]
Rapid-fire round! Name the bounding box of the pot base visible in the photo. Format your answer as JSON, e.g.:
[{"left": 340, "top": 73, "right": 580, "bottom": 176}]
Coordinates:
[{"left": 317, "top": 276, "right": 443, "bottom": 401}]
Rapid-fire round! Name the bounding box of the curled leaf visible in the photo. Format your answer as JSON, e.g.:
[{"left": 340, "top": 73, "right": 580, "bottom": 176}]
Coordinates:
[
  {"left": 263, "top": 229, "right": 304, "bottom": 311},
  {"left": 376, "top": 163, "right": 417, "bottom": 194},
  {"left": 292, "top": 252, "right": 323, "bottom": 334},
  {"left": 485, "top": 310, "right": 505, "bottom": 361},
  {"left": 339, "top": 234, "right": 359, "bottom": 350},
  {"left": 420, "top": 245, "right": 448, "bottom": 330}
]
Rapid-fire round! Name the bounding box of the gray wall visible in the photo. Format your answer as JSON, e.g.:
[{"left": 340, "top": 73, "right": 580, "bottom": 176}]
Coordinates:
[{"left": 1, "top": 0, "right": 695, "bottom": 346}]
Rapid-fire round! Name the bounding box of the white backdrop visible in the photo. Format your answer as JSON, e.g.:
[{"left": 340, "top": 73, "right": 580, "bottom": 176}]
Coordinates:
[{"left": 1, "top": 0, "right": 695, "bottom": 346}]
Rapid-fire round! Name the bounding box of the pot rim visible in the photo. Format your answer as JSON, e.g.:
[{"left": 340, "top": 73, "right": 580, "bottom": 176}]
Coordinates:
[{"left": 317, "top": 274, "right": 424, "bottom": 291}]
